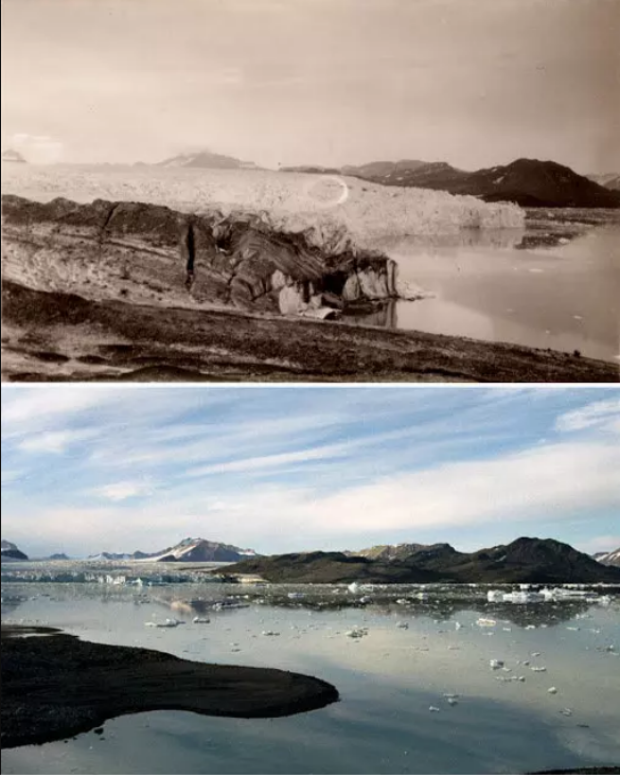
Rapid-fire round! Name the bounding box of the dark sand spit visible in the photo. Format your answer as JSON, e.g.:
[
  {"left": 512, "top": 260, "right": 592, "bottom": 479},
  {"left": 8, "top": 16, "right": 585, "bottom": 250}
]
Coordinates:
[
  {"left": 2, "top": 281, "right": 617, "bottom": 382},
  {"left": 0, "top": 625, "right": 339, "bottom": 750}
]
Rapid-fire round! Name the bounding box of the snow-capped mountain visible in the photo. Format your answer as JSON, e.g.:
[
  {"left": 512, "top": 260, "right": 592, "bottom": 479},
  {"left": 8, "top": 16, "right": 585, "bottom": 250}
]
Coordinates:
[
  {"left": 1, "top": 539, "right": 28, "bottom": 561},
  {"left": 86, "top": 538, "right": 259, "bottom": 563},
  {"left": 593, "top": 548, "right": 620, "bottom": 567},
  {"left": 147, "top": 537, "right": 258, "bottom": 563}
]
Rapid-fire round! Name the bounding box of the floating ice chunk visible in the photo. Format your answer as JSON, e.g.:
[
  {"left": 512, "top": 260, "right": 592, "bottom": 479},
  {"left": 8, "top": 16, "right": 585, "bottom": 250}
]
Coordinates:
[
  {"left": 347, "top": 582, "right": 360, "bottom": 594},
  {"left": 560, "top": 708, "right": 573, "bottom": 716},
  {"left": 154, "top": 618, "right": 182, "bottom": 628},
  {"left": 193, "top": 616, "right": 210, "bottom": 624},
  {"left": 262, "top": 630, "right": 280, "bottom": 636},
  {"left": 566, "top": 626, "right": 580, "bottom": 631},
  {"left": 525, "top": 625, "right": 536, "bottom": 630},
  {"left": 490, "top": 659, "right": 504, "bottom": 670},
  {"left": 531, "top": 666, "right": 547, "bottom": 672},
  {"left": 395, "top": 598, "right": 409, "bottom": 605},
  {"left": 442, "top": 693, "right": 460, "bottom": 699},
  {"left": 477, "top": 618, "right": 497, "bottom": 628},
  {"left": 287, "top": 592, "right": 305, "bottom": 599},
  {"left": 396, "top": 622, "right": 409, "bottom": 629},
  {"left": 359, "top": 596, "right": 371, "bottom": 604},
  {"left": 531, "top": 652, "right": 541, "bottom": 657},
  {"left": 487, "top": 590, "right": 504, "bottom": 602},
  {"left": 454, "top": 621, "right": 463, "bottom": 630},
  {"left": 503, "top": 627, "right": 512, "bottom": 632},
  {"left": 548, "top": 687, "right": 558, "bottom": 694},
  {"left": 447, "top": 697, "right": 459, "bottom": 706},
  {"left": 429, "top": 706, "right": 440, "bottom": 713},
  {"left": 346, "top": 628, "right": 368, "bottom": 639}
]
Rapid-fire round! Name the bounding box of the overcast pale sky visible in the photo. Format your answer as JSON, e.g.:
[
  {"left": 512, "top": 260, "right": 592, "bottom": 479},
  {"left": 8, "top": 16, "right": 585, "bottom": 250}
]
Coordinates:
[
  {"left": 1, "top": 0, "right": 618, "bottom": 172},
  {"left": 2, "top": 386, "right": 618, "bottom": 558}
]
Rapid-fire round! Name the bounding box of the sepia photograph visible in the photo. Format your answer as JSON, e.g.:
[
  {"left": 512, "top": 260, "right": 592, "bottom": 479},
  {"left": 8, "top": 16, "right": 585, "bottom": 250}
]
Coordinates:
[{"left": 1, "top": 0, "right": 619, "bottom": 382}]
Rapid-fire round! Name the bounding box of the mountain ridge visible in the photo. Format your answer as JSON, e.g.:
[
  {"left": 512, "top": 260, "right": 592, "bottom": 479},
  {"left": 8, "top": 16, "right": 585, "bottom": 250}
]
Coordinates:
[{"left": 224, "top": 537, "right": 620, "bottom": 584}]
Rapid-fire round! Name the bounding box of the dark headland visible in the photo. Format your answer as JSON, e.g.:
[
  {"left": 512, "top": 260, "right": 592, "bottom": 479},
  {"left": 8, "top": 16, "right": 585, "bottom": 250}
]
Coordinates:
[{"left": 0, "top": 626, "right": 339, "bottom": 750}]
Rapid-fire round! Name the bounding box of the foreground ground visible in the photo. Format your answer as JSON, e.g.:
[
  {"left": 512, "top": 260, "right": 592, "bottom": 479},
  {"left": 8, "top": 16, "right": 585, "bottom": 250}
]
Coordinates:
[
  {"left": 2, "top": 281, "right": 617, "bottom": 382},
  {"left": 1, "top": 625, "right": 339, "bottom": 749}
]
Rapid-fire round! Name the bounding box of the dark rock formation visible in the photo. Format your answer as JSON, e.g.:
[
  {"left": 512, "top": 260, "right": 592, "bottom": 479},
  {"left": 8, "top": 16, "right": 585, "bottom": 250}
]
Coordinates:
[
  {"left": 1, "top": 149, "right": 27, "bottom": 164},
  {"left": 225, "top": 538, "right": 620, "bottom": 584},
  {"left": 1, "top": 540, "right": 28, "bottom": 561},
  {"left": 1, "top": 626, "right": 339, "bottom": 749},
  {"left": 1, "top": 195, "right": 400, "bottom": 317}
]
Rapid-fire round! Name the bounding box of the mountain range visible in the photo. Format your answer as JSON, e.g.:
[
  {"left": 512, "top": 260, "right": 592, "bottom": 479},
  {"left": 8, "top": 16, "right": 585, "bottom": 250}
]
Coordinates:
[
  {"left": 224, "top": 537, "right": 620, "bottom": 584},
  {"left": 87, "top": 537, "right": 258, "bottom": 563},
  {"left": 1, "top": 540, "right": 28, "bottom": 561},
  {"left": 166, "top": 149, "right": 618, "bottom": 208}
]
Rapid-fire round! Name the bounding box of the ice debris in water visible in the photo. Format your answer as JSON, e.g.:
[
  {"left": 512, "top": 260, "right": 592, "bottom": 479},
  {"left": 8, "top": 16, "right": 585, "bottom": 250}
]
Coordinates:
[
  {"left": 548, "top": 687, "right": 558, "bottom": 694},
  {"left": 454, "top": 621, "right": 463, "bottom": 630},
  {"left": 145, "top": 618, "right": 182, "bottom": 628},
  {"left": 193, "top": 616, "right": 210, "bottom": 624},
  {"left": 262, "top": 630, "right": 280, "bottom": 636},
  {"left": 531, "top": 666, "right": 547, "bottom": 672},
  {"left": 561, "top": 708, "right": 573, "bottom": 716},
  {"left": 347, "top": 582, "right": 360, "bottom": 594},
  {"left": 429, "top": 706, "right": 441, "bottom": 713},
  {"left": 490, "top": 659, "right": 505, "bottom": 670},
  {"left": 396, "top": 621, "right": 409, "bottom": 629},
  {"left": 476, "top": 618, "right": 497, "bottom": 627},
  {"left": 346, "top": 627, "right": 369, "bottom": 639}
]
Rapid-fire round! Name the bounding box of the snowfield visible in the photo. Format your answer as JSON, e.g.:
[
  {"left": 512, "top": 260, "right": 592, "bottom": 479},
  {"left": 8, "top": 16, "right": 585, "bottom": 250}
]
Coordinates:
[{"left": 1, "top": 164, "right": 524, "bottom": 253}]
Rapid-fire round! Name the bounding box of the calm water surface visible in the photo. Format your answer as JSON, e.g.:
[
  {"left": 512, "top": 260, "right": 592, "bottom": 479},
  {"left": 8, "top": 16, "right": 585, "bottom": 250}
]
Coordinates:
[
  {"left": 1, "top": 571, "right": 619, "bottom": 775},
  {"left": 363, "top": 216, "right": 620, "bottom": 363}
]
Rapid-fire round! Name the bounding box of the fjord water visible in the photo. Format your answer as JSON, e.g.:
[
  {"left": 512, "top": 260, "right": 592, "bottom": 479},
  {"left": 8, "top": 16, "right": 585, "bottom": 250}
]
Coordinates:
[
  {"left": 369, "top": 216, "right": 620, "bottom": 363},
  {"left": 2, "top": 567, "right": 619, "bottom": 775}
]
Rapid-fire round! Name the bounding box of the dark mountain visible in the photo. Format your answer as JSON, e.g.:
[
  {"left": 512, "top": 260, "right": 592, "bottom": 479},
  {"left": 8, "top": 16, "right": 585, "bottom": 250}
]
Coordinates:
[
  {"left": 357, "top": 158, "right": 620, "bottom": 208},
  {"left": 223, "top": 551, "right": 443, "bottom": 584},
  {"left": 46, "top": 553, "right": 70, "bottom": 561},
  {"left": 1, "top": 149, "right": 27, "bottom": 164},
  {"left": 1, "top": 540, "right": 28, "bottom": 562},
  {"left": 224, "top": 537, "right": 620, "bottom": 584},
  {"left": 158, "top": 149, "right": 258, "bottom": 170}
]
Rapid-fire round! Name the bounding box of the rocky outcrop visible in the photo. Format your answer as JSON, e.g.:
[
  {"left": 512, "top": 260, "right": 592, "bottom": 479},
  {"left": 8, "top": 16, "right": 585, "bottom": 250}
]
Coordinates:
[
  {"left": 1, "top": 195, "right": 416, "bottom": 318},
  {"left": 1, "top": 540, "right": 28, "bottom": 562}
]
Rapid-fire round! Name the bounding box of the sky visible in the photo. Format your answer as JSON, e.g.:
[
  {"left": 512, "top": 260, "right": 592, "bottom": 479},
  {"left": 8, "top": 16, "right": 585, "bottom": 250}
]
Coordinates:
[
  {"left": 1, "top": 385, "right": 619, "bottom": 559},
  {"left": 1, "top": 0, "right": 618, "bottom": 173}
]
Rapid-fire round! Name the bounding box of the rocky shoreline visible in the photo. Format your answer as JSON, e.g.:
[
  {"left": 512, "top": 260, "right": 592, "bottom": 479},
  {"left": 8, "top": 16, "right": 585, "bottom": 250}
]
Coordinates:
[
  {"left": 0, "top": 625, "right": 339, "bottom": 750},
  {"left": 3, "top": 280, "right": 617, "bottom": 382}
]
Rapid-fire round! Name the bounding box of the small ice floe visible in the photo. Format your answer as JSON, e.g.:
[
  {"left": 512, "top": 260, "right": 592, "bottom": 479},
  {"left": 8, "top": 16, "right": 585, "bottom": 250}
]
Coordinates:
[
  {"left": 261, "top": 630, "right": 281, "bottom": 636},
  {"left": 396, "top": 621, "right": 409, "bottom": 630},
  {"left": 525, "top": 625, "right": 536, "bottom": 630},
  {"left": 359, "top": 596, "right": 372, "bottom": 604},
  {"left": 490, "top": 659, "right": 505, "bottom": 670},
  {"left": 531, "top": 666, "right": 547, "bottom": 672},
  {"left": 560, "top": 708, "right": 573, "bottom": 717},
  {"left": 347, "top": 582, "right": 360, "bottom": 594},
  {"left": 476, "top": 617, "right": 497, "bottom": 628},
  {"left": 287, "top": 592, "right": 305, "bottom": 600},
  {"left": 346, "top": 628, "right": 368, "bottom": 639},
  {"left": 531, "top": 652, "right": 541, "bottom": 657},
  {"left": 395, "top": 598, "right": 410, "bottom": 605},
  {"left": 487, "top": 590, "right": 504, "bottom": 602},
  {"left": 503, "top": 627, "right": 512, "bottom": 632},
  {"left": 548, "top": 687, "right": 558, "bottom": 694},
  {"left": 145, "top": 618, "right": 182, "bottom": 628},
  {"left": 454, "top": 621, "right": 463, "bottom": 631},
  {"left": 566, "top": 626, "right": 580, "bottom": 631},
  {"left": 193, "top": 616, "right": 210, "bottom": 624},
  {"left": 429, "top": 706, "right": 441, "bottom": 713}
]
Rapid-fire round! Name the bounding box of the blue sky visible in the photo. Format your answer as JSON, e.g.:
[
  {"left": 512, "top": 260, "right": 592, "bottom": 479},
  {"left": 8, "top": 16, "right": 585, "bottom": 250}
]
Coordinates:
[{"left": 2, "top": 386, "right": 619, "bottom": 558}]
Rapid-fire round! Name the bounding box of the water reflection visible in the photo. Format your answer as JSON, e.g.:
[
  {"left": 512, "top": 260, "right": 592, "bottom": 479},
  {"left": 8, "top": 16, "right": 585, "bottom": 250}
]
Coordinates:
[{"left": 344, "top": 213, "right": 620, "bottom": 362}]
